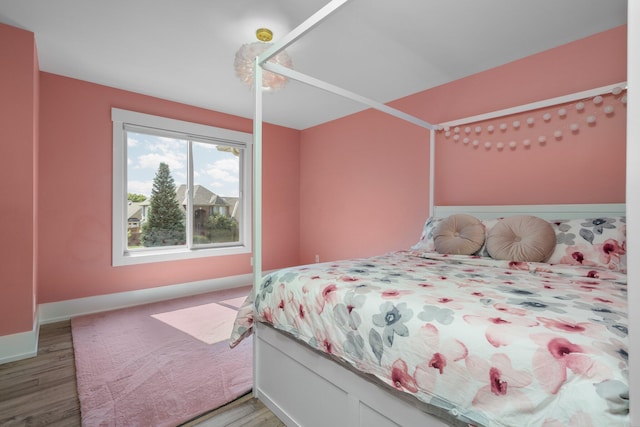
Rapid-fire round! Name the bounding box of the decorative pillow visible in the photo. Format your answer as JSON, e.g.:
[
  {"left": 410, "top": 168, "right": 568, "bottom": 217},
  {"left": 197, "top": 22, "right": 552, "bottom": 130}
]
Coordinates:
[
  {"left": 433, "top": 214, "right": 485, "bottom": 255},
  {"left": 547, "top": 217, "right": 626, "bottom": 272},
  {"left": 411, "top": 216, "right": 444, "bottom": 252},
  {"left": 486, "top": 215, "right": 556, "bottom": 262}
]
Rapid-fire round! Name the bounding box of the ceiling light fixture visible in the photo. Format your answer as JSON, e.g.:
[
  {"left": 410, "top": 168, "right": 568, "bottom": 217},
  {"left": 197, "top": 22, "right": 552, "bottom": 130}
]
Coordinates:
[{"left": 234, "top": 28, "right": 293, "bottom": 92}]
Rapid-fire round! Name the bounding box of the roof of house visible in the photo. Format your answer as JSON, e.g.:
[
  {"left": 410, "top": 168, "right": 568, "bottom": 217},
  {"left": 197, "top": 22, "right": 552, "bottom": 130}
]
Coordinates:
[
  {"left": 176, "top": 184, "right": 232, "bottom": 207},
  {"left": 127, "top": 202, "right": 143, "bottom": 221}
]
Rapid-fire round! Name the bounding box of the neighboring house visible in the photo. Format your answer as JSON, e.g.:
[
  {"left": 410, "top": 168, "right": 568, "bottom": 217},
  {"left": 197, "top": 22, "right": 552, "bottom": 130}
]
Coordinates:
[
  {"left": 222, "top": 196, "right": 240, "bottom": 222},
  {"left": 128, "top": 184, "right": 237, "bottom": 231},
  {"left": 175, "top": 185, "right": 237, "bottom": 235},
  {"left": 127, "top": 203, "right": 143, "bottom": 230}
]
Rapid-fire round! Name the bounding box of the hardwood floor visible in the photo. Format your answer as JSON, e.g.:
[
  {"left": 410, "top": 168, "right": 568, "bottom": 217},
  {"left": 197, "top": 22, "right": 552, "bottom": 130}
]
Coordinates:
[
  {"left": 179, "top": 393, "right": 285, "bottom": 427},
  {"left": 0, "top": 321, "right": 285, "bottom": 427},
  {"left": 0, "top": 321, "right": 81, "bottom": 426}
]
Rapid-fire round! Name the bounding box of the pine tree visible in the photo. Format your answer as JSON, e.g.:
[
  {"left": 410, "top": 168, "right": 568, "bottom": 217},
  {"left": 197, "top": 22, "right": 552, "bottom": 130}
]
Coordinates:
[{"left": 142, "top": 162, "right": 186, "bottom": 246}]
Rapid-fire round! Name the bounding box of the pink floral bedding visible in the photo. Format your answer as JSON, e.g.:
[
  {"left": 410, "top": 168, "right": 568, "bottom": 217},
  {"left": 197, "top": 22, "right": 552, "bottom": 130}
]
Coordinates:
[{"left": 231, "top": 251, "right": 629, "bottom": 427}]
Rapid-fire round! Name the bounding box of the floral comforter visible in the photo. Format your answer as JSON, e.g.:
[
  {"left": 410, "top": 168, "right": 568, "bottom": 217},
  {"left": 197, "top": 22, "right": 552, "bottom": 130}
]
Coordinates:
[{"left": 231, "top": 251, "right": 629, "bottom": 427}]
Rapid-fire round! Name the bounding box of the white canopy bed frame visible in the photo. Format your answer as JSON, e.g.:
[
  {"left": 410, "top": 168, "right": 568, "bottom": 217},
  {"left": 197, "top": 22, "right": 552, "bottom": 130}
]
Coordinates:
[{"left": 249, "top": 1, "right": 629, "bottom": 425}]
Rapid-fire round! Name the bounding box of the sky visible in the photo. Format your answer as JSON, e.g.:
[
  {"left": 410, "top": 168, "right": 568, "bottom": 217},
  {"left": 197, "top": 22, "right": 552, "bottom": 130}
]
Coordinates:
[{"left": 126, "top": 132, "right": 240, "bottom": 199}]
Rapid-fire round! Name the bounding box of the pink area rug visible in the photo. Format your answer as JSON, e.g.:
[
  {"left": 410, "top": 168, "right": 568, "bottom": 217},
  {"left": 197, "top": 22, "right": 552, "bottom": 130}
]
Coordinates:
[{"left": 71, "top": 286, "right": 253, "bottom": 427}]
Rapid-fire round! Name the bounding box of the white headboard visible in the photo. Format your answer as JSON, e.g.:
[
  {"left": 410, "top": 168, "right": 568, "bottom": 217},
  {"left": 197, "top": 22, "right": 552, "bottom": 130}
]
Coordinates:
[{"left": 434, "top": 203, "right": 626, "bottom": 220}]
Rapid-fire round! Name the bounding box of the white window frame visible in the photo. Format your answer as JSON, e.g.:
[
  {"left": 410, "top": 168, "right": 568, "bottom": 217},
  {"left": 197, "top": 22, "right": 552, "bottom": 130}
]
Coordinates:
[{"left": 112, "top": 108, "right": 252, "bottom": 266}]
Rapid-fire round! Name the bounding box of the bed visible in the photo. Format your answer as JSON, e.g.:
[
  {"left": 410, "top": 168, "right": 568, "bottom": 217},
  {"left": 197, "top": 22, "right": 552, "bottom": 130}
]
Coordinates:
[
  {"left": 238, "top": 1, "right": 629, "bottom": 426},
  {"left": 232, "top": 203, "right": 628, "bottom": 427}
]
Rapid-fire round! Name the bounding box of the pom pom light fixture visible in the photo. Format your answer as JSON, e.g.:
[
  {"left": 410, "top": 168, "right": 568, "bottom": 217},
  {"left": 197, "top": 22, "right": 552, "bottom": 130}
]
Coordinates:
[{"left": 234, "top": 27, "right": 293, "bottom": 92}]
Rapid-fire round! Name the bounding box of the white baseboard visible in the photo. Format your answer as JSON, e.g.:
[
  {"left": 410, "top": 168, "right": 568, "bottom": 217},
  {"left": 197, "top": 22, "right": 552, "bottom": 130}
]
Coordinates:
[
  {"left": 0, "top": 309, "right": 40, "bottom": 364},
  {"left": 39, "top": 273, "right": 253, "bottom": 324},
  {"left": 0, "top": 273, "right": 253, "bottom": 364}
]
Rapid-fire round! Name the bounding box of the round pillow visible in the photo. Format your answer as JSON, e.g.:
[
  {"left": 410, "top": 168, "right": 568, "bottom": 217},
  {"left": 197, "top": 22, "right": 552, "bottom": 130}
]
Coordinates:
[
  {"left": 433, "top": 214, "right": 485, "bottom": 255},
  {"left": 486, "top": 215, "right": 556, "bottom": 262}
]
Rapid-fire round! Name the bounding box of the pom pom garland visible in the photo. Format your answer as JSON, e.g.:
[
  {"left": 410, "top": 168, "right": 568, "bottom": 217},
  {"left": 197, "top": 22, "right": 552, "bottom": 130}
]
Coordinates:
[{"left": 437, "top": 87, "right": 626, "bottom": 152}]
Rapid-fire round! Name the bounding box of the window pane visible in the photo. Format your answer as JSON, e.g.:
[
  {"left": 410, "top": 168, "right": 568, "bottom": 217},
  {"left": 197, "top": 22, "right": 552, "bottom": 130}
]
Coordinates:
[
  {"left": 192, "top": 141, "right": 241, "bottom": 246},
  {"left": 127, "top": 132, "right": 188, "bottom": 250}
]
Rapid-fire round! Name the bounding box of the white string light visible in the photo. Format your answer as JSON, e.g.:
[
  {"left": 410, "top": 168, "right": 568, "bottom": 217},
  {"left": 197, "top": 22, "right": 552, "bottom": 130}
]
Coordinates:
[{"left": 437, "top": 87, "right": 626, "bottom": 152}]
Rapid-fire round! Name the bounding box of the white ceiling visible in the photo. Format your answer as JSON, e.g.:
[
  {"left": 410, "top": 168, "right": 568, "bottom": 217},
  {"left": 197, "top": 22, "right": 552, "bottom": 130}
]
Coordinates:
[{"left": 0, "top": 0, "right": 627, "bottom": 130}]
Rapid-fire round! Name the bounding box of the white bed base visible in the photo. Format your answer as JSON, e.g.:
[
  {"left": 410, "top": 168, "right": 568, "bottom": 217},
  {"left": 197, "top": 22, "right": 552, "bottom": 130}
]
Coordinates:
[
  {"left": 253, "top": 203, "right": 626, "bottom": 427},
  {"left": 254, "top": 322, "right": 456, "bottom": 427}
]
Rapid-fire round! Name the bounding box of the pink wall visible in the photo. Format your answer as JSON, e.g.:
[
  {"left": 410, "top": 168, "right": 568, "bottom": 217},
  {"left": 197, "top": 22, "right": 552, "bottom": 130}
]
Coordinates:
[
  {"left": 37, "top": 73, "right": 300, "bottom": 303},
  {"left": 0, "top": 24, "right": 39, "bottom": 335},
  {"left": 299, "top": 111, "right": 430, "bottom": 263},
  {"left": 299, "top": 25, "right": 627, "bottom": 264}
]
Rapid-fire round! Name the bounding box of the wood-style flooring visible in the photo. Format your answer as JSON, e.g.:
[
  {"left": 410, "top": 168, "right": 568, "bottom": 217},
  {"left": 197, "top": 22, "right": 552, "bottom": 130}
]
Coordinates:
[{"left": 0, "top": 321, "right": 285, "bottom": 427}]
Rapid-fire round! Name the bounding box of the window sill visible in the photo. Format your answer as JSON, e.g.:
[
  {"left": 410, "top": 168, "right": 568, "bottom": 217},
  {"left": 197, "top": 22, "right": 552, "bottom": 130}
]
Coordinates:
[{"left": 112, "top": 245, "right": 251, "bottom": 266}]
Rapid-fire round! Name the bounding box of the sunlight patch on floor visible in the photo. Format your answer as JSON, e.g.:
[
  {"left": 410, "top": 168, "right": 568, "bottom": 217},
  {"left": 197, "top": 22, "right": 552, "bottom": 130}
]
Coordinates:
[{"left": 151, "top": 302, "right": 238, "bottom": 345}]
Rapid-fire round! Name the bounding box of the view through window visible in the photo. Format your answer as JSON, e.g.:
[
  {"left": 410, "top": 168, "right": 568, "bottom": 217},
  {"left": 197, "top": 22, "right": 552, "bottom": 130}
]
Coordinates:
[{"left": 112, "top": 109, "right": 251, "bottom": 266}]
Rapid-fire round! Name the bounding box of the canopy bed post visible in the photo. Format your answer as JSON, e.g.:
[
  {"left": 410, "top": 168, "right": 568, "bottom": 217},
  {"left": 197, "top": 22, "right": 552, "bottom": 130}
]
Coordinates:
[
  {"left": 429, "top": 127, "right": 436, "bottom": 216},
  {"left": 252, "top": 55, "right": 263, "bottom": 396},
  {"left": 252, "top": 55, "right": 263, "bottom": 294}
]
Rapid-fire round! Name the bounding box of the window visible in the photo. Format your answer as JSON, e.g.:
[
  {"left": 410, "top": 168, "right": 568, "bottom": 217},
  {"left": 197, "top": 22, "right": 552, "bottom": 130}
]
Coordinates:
[{"left": 112, "top": 108, "right": 252, "bottom": 266}]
